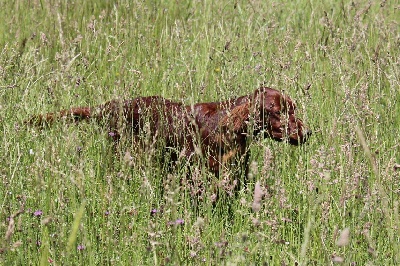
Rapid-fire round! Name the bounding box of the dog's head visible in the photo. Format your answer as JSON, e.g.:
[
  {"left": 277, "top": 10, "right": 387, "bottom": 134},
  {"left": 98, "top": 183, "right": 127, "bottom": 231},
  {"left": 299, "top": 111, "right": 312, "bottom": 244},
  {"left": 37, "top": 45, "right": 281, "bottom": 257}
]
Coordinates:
[
  {"left": 221, "top": 87, "right": 311, "bottom": 145},
  {"left": 252, "top": 87, "right": 311, "bottom": 145}
]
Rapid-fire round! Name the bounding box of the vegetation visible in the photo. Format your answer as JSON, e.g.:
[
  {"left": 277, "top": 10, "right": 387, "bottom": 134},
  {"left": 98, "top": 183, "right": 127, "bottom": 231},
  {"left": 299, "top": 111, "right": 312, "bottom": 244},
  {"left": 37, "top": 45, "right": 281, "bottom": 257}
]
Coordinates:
[{"left": 0, "top": 0, "right": 399, "bottom": 264}]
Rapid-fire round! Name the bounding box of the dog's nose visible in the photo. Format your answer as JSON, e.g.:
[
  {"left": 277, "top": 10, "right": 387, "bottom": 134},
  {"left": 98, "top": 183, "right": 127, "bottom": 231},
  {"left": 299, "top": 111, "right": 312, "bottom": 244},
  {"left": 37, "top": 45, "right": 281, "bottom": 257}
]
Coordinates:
[{"left": 303, "top": 129, "right": 312, "bottom": 141}]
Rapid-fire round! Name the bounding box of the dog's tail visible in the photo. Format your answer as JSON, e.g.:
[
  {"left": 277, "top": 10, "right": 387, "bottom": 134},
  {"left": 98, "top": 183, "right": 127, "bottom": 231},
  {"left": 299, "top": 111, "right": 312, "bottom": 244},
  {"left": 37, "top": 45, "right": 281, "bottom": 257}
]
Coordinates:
[{"left": 25, "top": 107, "right": 93, "bottom": 127}]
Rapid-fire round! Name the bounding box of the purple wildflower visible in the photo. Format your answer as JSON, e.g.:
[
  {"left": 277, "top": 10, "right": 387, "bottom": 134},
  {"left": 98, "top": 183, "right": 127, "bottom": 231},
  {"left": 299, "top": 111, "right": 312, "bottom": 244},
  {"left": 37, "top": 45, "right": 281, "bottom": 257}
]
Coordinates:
[
  {"left": 108, "top": 132, "right": 116, "bottom": 137},
  {"left": 175, "top": 219, "right": 184, "bottom": 225},
  {"left": 168, "top": 219, "right": 184, "bottom": 226},
  {"left": 77, "top": 244, "right": 85, "bottom": 251},
  {"left": 33, "top": 210, "right": 43, "bottom": 217},
  {"left": 105, "top": 211, "right": 110, "bottom": 216},
  {"left": 150, "top": 209, "right": 158, "bottom": 215}
]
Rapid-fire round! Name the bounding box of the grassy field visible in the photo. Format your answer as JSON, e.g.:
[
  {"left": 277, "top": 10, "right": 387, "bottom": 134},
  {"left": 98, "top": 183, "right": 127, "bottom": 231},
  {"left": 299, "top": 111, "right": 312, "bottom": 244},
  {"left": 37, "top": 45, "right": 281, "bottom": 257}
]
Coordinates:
[{"left": 1, "top": 0, "right": 399, "bottom": 264}]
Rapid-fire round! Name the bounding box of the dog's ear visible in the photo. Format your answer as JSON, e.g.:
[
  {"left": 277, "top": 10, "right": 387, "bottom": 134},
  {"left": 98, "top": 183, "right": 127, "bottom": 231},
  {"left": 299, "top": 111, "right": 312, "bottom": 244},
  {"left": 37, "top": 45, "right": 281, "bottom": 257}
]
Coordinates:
[{"left": 219, "top": 102, "right": 250, "bottom": 132}]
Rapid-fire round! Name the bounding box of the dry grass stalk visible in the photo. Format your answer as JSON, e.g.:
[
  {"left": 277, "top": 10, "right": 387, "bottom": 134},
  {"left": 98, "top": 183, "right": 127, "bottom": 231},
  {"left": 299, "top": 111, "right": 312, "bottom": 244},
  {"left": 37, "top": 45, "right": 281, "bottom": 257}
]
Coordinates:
[{"left": 252, "top": 181, "right": 265, "bottom": 212}]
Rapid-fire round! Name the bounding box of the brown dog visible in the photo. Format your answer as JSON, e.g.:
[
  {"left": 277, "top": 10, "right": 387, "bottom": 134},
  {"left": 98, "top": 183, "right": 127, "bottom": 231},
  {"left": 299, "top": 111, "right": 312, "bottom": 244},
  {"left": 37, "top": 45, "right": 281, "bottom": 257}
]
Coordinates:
[{"left": 27, "top": 87, "right": 311, "bottom": 180}]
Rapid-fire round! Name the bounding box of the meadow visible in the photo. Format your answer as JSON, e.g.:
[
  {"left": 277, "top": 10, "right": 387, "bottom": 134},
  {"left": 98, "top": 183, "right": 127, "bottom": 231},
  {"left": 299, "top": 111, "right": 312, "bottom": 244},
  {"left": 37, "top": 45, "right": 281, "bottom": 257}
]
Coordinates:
[{"left": 0, "top": 0, "right": 399, "bottom": 264}]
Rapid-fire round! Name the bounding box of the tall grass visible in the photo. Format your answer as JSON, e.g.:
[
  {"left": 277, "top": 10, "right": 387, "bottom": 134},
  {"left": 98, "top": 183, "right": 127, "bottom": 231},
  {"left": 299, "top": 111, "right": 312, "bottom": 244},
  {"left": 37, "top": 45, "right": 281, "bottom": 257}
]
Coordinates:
[{"left": 1, "top": 0, "right": 399, "bottom": 264}]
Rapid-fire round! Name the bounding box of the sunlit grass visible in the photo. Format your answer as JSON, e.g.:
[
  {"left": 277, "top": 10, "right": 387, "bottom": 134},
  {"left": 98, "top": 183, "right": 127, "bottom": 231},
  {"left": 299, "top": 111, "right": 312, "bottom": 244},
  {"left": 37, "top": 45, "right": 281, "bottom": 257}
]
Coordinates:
[{"left": 0, "top": 0, "right": 399, "bottom": 264}]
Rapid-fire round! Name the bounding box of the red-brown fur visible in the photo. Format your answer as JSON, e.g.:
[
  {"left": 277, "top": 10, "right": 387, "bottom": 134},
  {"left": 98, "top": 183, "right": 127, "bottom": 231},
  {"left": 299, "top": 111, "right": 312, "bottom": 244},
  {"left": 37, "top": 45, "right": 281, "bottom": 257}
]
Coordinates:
[{"left": 27, "top": 87, "right": 311, "bottom": 178}]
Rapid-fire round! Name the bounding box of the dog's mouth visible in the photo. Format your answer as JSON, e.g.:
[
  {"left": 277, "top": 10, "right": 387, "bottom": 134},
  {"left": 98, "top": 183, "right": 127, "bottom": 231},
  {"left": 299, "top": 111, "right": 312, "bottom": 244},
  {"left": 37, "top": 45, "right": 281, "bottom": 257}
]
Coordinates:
[
  {"left": 267, "top": 128, "right": 312, "bottom": 145},
  {"left": 288, "top": 129, "right": 312, "bottom": 145}
]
